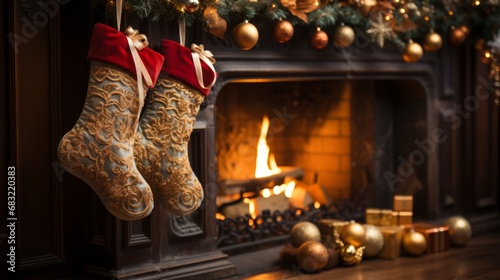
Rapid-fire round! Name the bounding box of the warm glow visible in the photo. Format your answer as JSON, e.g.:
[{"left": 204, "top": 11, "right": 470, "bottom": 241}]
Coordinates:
[
  {"left": 273, "top": 185, "right": 281, "bottom": 195},
  {"left": 314, "top": 201, "right": 321, "bottom": 209},
  {"left": 399, "top": 8, "right": 406, "bottom": 14},
  {"left": 255, "top": 116, "right": 281, "bottom": 178},
  {"left": 384, "top": 15, "right": 392, "bottom": 21},
  {"left": 474, "top": 0, "right": 481, "bottom": 6},
  {"left": 262, "top": 188, "right": 271, "bottom": 198},
  {"left": 244, "top": 198, "right": 250, "bottom": 204},
  {"left": 448, "top": 10, "right": 454, "bottom": 16},
  {"left": 284, "top": 181, "right": 296, "bottom": 198},
  {"left": 215, "top": 213, "right": 225, "bottom": 220},
  {"left": 424, "top": 16, "right": 430, "bottom": 21},
  {"left": 249, "top": 200, "right": 256, "bottom": 219}
]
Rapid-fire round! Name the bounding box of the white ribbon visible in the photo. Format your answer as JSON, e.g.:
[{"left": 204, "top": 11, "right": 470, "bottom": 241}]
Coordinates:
[
  {"left": 115, "top": 1, "right": 152, "bottom": 100},
  {"left": 191, "top": 44, "right": 217, "bottom": 90},
  {"left": 116, "top": 0, "right": 122, "bottom": 31},
  {"left": 125, "top": 27, "right": 154, "bottom": 100},
  {"left": 179, "top": 16, "right": 186, "bottom": 47}
]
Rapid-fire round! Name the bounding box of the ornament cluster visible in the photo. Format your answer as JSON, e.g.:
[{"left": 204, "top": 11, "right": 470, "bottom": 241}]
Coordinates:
[
  {"left": 113, "top": 0, "right": 500, "bottom": 105},
  {"left": 279, "top": 215, "right": 472, "bottom": 274}
]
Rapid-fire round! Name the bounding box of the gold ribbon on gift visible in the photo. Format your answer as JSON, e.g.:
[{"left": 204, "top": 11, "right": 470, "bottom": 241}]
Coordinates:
[{"left": 191, "top": 44, "right": 217, "bottom": 90}]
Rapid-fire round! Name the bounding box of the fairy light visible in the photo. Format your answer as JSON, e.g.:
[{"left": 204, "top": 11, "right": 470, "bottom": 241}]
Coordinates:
[
  {"left": 424, "top": 15, "right": 430, "bottom": 21},
  {"left": 473, "top": 0, "right": 481, "bottom": 6},
  {"left": 400, "top": 8, "right": 406, "bottom": 14},
  {"left": 385, "top": 15, "right": 392, "bottom": 21},
  {"left": 448, "top": 10, "right": 454, "bottom": 16}
]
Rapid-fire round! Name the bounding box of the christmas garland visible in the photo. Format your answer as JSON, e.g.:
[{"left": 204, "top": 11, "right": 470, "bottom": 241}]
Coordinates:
[
  {"left": 104, "top": 0, "right": 500, "bottom": 51},
  {"left": 99, "top": 0, "right": 500, "bottom": 104}
]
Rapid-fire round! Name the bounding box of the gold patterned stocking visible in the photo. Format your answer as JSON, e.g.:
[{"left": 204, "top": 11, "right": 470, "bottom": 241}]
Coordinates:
[
  {"left": 58, "top": 61, "right": 154, "bottom": 220},
  {"left": 134, "top": 74, "right": 205, "bottom": 216}
]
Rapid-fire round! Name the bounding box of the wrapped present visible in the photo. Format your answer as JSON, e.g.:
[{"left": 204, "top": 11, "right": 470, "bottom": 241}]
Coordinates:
[
  {"left": 393, "top": 195, "right": 413, "bottom": 212},
  {"left": 365, "top": 208, "right": 393, "bottom": 226},
  {"left": 377, "top": 225, "right": 405, "bottom": 260},
  {"left": 365, "top": 208, "right": 381, "bottom": 225},
  {"left": 413, "top": 223, "right": 450, "bottom": 253},
  {"left": 391, "top": 211, "right": 413, "bottom": 225},
  {"left": 380, "top": 210, "right": 393, "bottom": 226},
  {"left": 318, "top": 219, "right": 351, "bottom": 248}
]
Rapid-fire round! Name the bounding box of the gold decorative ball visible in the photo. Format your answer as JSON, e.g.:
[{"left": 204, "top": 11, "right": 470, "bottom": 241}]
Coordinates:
[
  {"left": 423, "top": 32, "right": 443, "bottom": 52},
  {"left": 290, "top": 221, "right": 321, "bottom": 248},
  {"left": 184, "top": 0, "right": 200, "bottom": 13},
  {"left": 273, "top": 19, "right": 294, "bottom": 43},
  {"left": 449, "top": 28, "right": 467, "bottom": 46},
  {"left": 403, "top": 231, "right": 427, "bottom": 256},
  {"left": 444, "top": 216, "right": 472, "bottom": 246},
  {"left": 339, "top": 244, "right": 364, "bottom": 265},
  {"left": 296, "top": 241, "right": 329, "bottom": 272},
  {"left": 311, "top": 28, "right": 329, "bottom": 50},
  {"left": 403, "top": 41, "right": 423, "bottom": 63},
  {"left": 333, "top": 25, "right": 355, "bottom": 48},
  {"left": 233, "top": 21, "right": 259, "bottom": 51},
  {"left": 340, "top": 223, "right": 366, "bottom": 247},
  {"left": 362, "top": 224, "right": 384, "bottom": 257}
]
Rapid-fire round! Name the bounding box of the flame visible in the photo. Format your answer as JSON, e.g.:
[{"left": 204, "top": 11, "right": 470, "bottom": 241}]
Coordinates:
[
  {"left": 249, "top": 199, "right": 256, "bottom": 219},
  {"left": 255, "top": 116, "right": 281, "bottom": 178},
  {"left": 284, "top": 181, "right": 296, "bottom": 198},
  {"left": 215, "top": 213, "right": 226, "bottom": 220}
]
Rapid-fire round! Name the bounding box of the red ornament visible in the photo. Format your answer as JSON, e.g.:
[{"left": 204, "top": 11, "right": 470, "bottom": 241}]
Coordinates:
[
  {"left": 273, "top": 19, "right": 294, "bottom": 43},
  {"left": 311, "top": 28, "right": 329, "bottom": 50}
]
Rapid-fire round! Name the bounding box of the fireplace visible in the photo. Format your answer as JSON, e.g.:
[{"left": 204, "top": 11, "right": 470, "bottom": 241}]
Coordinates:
[{"left": 197, "top": 42, "right": 447, "bottom": 253}]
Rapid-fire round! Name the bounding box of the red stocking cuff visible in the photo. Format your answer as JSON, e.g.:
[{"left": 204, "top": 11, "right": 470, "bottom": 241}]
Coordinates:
[
  {"left": 160, "top": 40, "right": 217, "bottom": 96},
  {"left": 87, "top": 23, "right": 164, "bottom": 88}
]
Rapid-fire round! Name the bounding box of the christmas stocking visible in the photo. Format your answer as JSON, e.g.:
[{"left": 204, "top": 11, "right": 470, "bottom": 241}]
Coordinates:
[
  {"left": 57, "top": 23, "right": 163, "bottom": 220},
  {"left": 134, "top": 40, "right": 217, "bottom": 216}
]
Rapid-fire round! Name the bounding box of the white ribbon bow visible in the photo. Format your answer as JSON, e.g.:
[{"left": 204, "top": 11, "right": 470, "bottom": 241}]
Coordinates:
[
  {"left": 124, "top": 26, "right": 154, "bottom": 101},
  {"left": 191, "top": 44, "right": 217, "bottom": 90}
]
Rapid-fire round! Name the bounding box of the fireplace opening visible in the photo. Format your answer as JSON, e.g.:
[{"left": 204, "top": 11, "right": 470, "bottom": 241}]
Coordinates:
[{"left": 214, "top": 78, "right": 428, "bottom": 249}]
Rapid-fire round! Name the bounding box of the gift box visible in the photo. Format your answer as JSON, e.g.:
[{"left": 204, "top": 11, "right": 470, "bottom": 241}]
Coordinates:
[
  {"left": 413, "top": 223, "right": 450, "bottom": 253},
  {"left": 391, "top": 211, "right": 413, "bottom": 225},
  {"left": 318, "top": 219, "right": 351, "bottom": 248},
  {"left": 393, "top": 195, "right": 413, "bottom": 212},
  {"left": 377, "top": 225, "right": 405, "bottom": 260},
  {"left": 365, "top": 208, "right": 392, "bottom": 226}
]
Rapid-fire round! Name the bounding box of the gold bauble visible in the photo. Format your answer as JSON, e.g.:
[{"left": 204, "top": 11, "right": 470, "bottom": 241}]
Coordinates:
[
  {"left": 340, "top": 244, "right": 364, "bottom": 265},
  {"left": 296, "top": 241, "right": 329, "bottom": 272},
  {"left": 449, "top": 28, "right": 467, "bottom": 46},
  {"left": 362, "top": 224, "right": 384, "bottom": 257},
  {"left": 333, "top": 25, "right": 355, "bottom": 48},
  {"left": 423, "top": 32, "right": 443, "bottom": 52},
  {"left": 311, "top": 28, "right": 329, "bottom": 50},
  {"left": 340, "top": 223, "right": 366, "bottom": 247},
  {"left": 444, "top": 216, "right": 472, "bottom": 246},
  {"left": 403, "top": 41, "right": 423, "bottom": 63},
  {"left": 273, "top": 19, "right": 294, "bottom": 43},
  {"left": 359, "top": 0, "right": 377, "bottom": 16},
  {"left": 233, "top": 21, "right": 259, "bottom": 51},
  {"left": 184, "top": 0, "right": 200, "bottom": 13},
  {"left": 290, "top": 221, "right": 321, "bottom": 248},
  {"left": 403, "top": 231, "right": 427, "bottom": 256}
]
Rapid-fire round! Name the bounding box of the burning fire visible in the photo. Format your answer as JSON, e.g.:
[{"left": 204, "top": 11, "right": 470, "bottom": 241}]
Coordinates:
[{"left": 255, "top": 116, "right": 281, "bottom": 178}]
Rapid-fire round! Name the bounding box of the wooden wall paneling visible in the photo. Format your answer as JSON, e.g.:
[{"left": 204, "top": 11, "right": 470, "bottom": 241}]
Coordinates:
[{"left": 7, "top": 0, "right": 65, "bottom": 272}]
